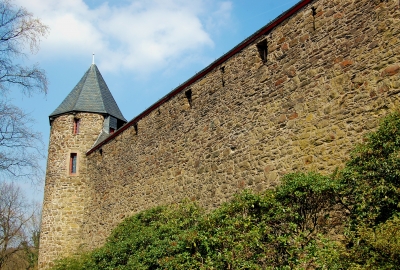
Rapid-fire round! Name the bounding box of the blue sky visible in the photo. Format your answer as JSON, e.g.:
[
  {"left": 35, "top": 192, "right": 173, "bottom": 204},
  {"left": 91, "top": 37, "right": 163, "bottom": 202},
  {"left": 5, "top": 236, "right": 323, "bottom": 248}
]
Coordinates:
[{"left": 9, "top": 0, "right": 301, "bottom": 202}]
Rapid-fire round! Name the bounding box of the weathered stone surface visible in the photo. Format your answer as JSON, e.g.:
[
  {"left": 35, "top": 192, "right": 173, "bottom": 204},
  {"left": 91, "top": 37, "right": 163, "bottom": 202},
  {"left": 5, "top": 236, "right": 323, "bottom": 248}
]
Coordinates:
[
  {"left": 382, "top": 64, "right": 400, "bottom": 76},
  {"left": 40, "top": 0, "right": 400, "bottom": 268},
  {"left": 82, "top": 0, "right": 400, "bottom": 252},
  {"left": 39, "top": 113, "right": 104, "bottom": 269}
]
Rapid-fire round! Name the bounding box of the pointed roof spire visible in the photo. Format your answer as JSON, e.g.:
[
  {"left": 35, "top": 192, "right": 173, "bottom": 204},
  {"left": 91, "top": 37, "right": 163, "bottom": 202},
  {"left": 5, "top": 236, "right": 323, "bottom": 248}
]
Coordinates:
[{"left": 49, "top": 64, "right": 127, "bottom": 122}]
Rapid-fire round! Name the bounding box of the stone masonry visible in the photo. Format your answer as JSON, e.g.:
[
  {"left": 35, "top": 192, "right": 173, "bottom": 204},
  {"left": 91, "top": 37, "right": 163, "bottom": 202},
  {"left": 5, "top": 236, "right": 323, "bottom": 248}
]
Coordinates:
[
  {"left": 40, "top": 0, "right": 400, "bottom": 268},
  {"left": 39, "top": 113, "right": 104, "bottom": 269}
]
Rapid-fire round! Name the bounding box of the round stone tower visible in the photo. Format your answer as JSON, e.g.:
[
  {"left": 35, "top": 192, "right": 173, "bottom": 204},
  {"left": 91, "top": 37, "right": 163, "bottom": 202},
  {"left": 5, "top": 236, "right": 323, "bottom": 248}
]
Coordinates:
[{"left": 38, "top": 64, "right": 126, "bottom": 269}]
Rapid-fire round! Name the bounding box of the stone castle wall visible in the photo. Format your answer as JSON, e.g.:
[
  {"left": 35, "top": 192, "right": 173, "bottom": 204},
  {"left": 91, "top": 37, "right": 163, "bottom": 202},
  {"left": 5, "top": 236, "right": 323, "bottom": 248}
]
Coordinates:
[
  {"left": 39, "top": 113, "right": 104, "bottom": 269},
  {"left": 80, "top": 0, "right": 400, "bottom": 248}
]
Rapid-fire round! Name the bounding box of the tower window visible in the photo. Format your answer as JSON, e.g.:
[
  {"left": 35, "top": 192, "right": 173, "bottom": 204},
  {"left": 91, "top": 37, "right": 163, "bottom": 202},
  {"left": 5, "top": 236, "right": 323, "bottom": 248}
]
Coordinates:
[
  {"left": 70, "top": 153, "right": 77, "bottom": 174},
  {"left": 185, "top": 89, "right": 192, "bottom": 108},
  {"left": 257, "top": 39, "right": 268, "bottom": 63},
  {"left": 109, "top": 128, "right": 115, "bottom": 134},
  {"left": 73, "top": 118, "right": 80, "bottom": 134}
]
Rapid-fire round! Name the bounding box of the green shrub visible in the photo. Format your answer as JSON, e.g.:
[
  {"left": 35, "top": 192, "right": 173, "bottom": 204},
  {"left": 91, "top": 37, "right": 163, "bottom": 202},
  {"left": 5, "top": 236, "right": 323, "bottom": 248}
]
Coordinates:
[
  {"left": 275, "top": 172, "right": 340, "bottom": 235},
  {"left": 52, "top": 253, "right": 95, "bottom": 270},
  {"left": 52, "top": 111, "right": 400, "bottom": 270},
  {"left": 53, "top": 173, "right": 342, "bottom": 269},
  {"left": 340, "top": 111, "right": 400, "bottom": 226},
  {"left": 336, "top": 111, "right": 400, "bottom": 269},
  {"left": 270, "top": 172, "right": 343, "bottom": 269}
]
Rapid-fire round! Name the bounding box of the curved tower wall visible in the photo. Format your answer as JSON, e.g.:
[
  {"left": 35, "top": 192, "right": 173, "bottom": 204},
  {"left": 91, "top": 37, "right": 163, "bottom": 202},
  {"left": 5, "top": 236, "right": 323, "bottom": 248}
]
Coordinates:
[{"left": 39, "top": 113, "right": 104, "bottom": 269}]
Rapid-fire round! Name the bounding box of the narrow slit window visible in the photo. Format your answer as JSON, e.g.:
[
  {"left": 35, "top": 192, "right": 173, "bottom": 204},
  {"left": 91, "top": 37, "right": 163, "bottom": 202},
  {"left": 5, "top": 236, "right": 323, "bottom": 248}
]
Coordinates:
[
  {"left": 185, "top": 89, "right": 192, "bottom": 107},
  {"left": 257, "top": 39, "right": 268, "bottom": 63},
  {"left": 220, "top": 67, "right": 225, "bottom": 87},
  {"left": 73, "top": 118, "right": 80, "bottom": 134},
  {"left": 70, "top": 153, "right": 77, "bottom": 174},
  {"left": 311, "top": 7, "right": 317, "bottom": 31},
  {"left": 133, "top": 123, "right": 138, "bottom": 135}
]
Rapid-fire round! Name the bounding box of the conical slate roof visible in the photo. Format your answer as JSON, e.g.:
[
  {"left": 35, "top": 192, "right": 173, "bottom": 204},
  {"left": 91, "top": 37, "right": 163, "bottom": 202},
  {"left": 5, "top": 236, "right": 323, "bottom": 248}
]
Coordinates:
[{"left": 49, "top": 64, "right": 127, "bottom": 122}]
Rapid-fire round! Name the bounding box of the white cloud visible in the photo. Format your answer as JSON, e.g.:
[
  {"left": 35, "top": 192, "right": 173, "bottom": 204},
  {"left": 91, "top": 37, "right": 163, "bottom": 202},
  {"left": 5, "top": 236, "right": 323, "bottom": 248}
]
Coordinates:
[
  {"left": 14, "top": 0, "right": 232, "bottom": 75},
  {"left": 205, "top": 1, "right": 232, "bottom": 32}
]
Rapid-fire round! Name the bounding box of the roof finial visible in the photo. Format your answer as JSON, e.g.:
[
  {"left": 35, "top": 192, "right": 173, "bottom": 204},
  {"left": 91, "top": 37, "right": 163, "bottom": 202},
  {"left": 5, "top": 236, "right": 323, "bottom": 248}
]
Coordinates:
[{"left": 92, "top": 53, "right": 95, "bottom": 65}]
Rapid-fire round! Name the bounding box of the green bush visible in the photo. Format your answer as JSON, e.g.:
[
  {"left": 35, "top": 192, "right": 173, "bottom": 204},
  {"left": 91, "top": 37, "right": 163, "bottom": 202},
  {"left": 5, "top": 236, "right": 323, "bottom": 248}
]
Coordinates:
[
  {"left": 53, "top": 173, "right": 341, "bottom": 270},
  {"left": 270, "top": 172, "right": 343, "bottom": 269},
  {"left": 340, "top": 111, "right": 400, "bottom": 226},
  {"left": 346, "top": 215, "right": 400, "bottom": 269},
  {"left": 338, "top": 111, "right": 400, "bottom": 269},
  {"left": 52, "top": 111, "right": 400, "bottom": 270}
]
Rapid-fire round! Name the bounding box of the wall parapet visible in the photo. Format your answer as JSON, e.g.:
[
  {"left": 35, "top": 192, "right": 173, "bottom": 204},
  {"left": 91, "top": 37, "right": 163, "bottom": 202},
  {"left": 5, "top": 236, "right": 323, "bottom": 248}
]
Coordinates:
[{"left": 86, "top": 0, "right": 315, "bottom": 155}]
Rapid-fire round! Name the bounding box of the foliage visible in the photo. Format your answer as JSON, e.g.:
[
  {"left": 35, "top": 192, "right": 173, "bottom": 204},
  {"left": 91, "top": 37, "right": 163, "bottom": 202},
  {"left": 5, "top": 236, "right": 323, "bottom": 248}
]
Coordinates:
[
  {"left": 340, "top": 111, "right": 400, "bottom": 226},
  {"left": 22, "top": 229, "right": 40, "bottom": 270},
  {"left": 275, "top": 172, "right": 340, "bottom": 236},
  {"left": 343, "top": 215, "right": 400, "bottom": 270},
  {"left": 337, "top": 111, "right": 400, "bottom": 269},
  {"left": 52, "top": 173, "right": 342, "bottom": 270},
  {"left": 52, "top": 111, "right": 400, "bottom": 269}
]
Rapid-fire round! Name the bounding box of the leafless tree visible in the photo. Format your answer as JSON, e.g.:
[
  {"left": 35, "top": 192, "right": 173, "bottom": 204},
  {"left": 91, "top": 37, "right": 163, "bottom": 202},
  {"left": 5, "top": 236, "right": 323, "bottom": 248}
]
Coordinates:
[
  {"left": 0, "top": 101, "right": 44, "bottom": 180},
  {"left": 0, "top": 0, "right": 49, "bottom": 96},
  {"left": 22, "top": 204, "right": 41, "bottom": 269},
  {"left": 0, "top": 181, "right": 36, "bottom": 269},
  {"left": 0, "top": 1, "right": 47, "bottom": 266},
  {"left": 0, "top": 0, "right": 49, "bottom": 180}
]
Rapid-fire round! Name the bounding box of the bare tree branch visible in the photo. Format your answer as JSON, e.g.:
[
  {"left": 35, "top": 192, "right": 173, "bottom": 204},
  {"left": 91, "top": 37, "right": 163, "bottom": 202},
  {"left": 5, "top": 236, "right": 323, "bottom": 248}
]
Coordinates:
[
  {"left": 0, "top": 0, "right": 49, "bottom": 96},
  {"left": 0, "top": 181, "right": 36, "bottom": 269},
  {"left": 0, "top": 0, "right": 48, "bottom": 181},
  {"left": 0, "top": 101, "right": 44, "bottom": 181},
  {"left": 0, "top": 1, "right": 47, "bottom": 265}
]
